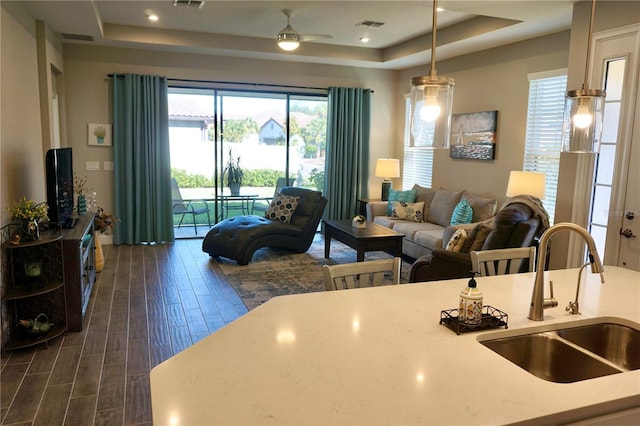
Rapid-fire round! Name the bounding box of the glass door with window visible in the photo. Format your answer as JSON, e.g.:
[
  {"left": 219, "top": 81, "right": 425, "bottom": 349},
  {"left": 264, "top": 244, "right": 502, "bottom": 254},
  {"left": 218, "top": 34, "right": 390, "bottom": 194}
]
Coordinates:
[{"left": 168, "top": 88, "right": 327, "bottom": 237}]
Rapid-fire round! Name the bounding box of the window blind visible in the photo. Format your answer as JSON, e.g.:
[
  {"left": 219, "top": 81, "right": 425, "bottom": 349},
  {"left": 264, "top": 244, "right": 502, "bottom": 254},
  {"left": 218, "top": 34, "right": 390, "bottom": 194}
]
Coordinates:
[
  {"left": 403, "top": 97, "right": 433, "bottom": 189},
  {"left": 524, "top": 73, "right": 567, "bottom": 225}
]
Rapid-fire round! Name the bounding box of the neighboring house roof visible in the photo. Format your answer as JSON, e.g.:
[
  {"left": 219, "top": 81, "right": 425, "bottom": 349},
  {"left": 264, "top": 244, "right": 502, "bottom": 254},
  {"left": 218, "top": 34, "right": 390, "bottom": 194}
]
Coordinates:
[
  {"left": 259, "top": 118, "right": 284, "bottom": 132},
  {"left": 169, "top": 97, "right": 215, "bottom": 121}
]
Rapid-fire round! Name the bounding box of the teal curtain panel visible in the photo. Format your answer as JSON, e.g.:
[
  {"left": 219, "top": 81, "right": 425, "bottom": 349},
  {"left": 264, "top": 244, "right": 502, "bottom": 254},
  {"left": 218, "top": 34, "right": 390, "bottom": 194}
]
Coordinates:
[
  {"left": 325, "top": 87, "right": 371, "bottom": 220},
  {"left": 112, "top": 74, "right": 174, "bottom": 245}
]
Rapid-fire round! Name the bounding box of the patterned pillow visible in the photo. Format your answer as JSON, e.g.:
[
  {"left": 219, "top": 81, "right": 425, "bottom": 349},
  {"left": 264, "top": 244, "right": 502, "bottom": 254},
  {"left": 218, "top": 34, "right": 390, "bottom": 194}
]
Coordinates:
[
  {"left": 391, "top": 201, "right": 425, "bottom": 222},
  {"left": 450, "top": 199, "right": 474, "bottom": 225},
  {"left": 445, "top": 228, "right": 467, "bottom": 251},
  {"left": 265, "top": 193, "right": 300, "bottom": 223},
  {"left": 386, "top": 189, "right": 417, "bottom": 216}
]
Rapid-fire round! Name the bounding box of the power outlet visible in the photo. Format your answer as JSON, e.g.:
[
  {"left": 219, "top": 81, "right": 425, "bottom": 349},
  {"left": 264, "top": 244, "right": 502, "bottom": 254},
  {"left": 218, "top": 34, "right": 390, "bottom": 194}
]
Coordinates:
[{"left": 86, "top": 161, "right": 100, "bottom": 171}]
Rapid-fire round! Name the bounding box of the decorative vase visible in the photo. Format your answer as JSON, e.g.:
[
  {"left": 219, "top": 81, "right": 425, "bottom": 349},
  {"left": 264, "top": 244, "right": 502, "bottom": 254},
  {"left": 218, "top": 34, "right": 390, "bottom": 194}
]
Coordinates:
[
  {"left": 352, "top": 219, "right": 366, "bottom": 229},
  {"left": 229, "top": 182, "right": 241, "bottom": 196},
  {"left": 77, "top": 195, "right": 87, "bottom": 215},
  {"left": 94, "top": 234, "right": 104, "bottom": 273},
  {"left": 20, "top": 220, "right": 40, "bottom": 242}
]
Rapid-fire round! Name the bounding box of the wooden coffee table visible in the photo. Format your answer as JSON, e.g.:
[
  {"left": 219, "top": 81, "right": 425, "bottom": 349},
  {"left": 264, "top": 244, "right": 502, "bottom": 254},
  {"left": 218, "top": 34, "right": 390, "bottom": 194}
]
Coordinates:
[{"left": 323, "top": 219, "right": 404, "bottom": 262}]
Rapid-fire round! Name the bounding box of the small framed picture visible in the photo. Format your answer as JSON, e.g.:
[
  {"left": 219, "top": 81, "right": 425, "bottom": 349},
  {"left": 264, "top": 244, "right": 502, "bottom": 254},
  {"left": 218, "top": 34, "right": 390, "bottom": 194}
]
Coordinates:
[{"left": 88, "top": 123, "right": 112, "bottom": 146}]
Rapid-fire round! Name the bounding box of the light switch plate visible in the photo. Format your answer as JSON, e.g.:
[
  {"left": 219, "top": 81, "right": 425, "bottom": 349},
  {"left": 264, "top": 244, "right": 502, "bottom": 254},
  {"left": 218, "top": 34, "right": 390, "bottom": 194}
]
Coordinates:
[
  {"left": 103, "top": 161, "right": 114, "bottom": 171},
  {"left": 86, "top": 161, "right": 100, "bottom": 171}
]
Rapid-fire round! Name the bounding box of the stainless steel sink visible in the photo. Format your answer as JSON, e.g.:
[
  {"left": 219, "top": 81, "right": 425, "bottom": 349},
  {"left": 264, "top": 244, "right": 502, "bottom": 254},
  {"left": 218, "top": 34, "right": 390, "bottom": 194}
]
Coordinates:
[
  {"left": 557, "top": 323, "right": 640, "bottom": 370},
  {"left": 479, "top": 318, "right": 640, "bottom": 383}
]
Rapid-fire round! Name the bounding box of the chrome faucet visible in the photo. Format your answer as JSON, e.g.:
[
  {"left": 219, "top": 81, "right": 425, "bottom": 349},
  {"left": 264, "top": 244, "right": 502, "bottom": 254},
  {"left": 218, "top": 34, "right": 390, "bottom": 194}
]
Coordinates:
[{"left": 528, "top": 222, "right": 605, "bottom": 321}]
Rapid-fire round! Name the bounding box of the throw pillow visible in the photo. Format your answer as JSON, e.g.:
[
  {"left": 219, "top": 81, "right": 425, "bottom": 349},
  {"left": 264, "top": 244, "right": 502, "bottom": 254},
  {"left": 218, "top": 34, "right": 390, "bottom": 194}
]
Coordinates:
[
  {"left": 412, "top": 184, "right": 437, "bottom": 218},
  {"left": 445, "top": 228, "right": 467, "bottom": 252},
  {"left": 386, "top": 189, "right": 417, "bottom": 216},
  {"left": 461, "top": 191, "right": 498, "bottom": 223},
  {"left": 450, "top": 199, "right": 474, "bottom": 225},
  {"left": 460, "top": 222, "right": 493, "bottom": 253},
  {"left": 390, "top": 201, "right": 425, "bottom": 222},
  {"left": 265, "top": 193, "right": 300, "bottom": 223},
  {"left": 427, "top": 189, "right": 462, "bottom": 227}
]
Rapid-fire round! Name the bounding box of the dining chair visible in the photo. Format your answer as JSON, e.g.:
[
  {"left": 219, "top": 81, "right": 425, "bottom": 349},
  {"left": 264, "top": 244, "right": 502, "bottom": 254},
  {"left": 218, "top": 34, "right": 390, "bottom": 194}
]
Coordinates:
[
  {"left": 470, "top": 247, "right": 536, "bottom": 277},
  {"left": 171, "top": 178, "right": 211, "bottom": 234},
  {"left": 322, "top": 258, "right": 401, "bottom": 291}
]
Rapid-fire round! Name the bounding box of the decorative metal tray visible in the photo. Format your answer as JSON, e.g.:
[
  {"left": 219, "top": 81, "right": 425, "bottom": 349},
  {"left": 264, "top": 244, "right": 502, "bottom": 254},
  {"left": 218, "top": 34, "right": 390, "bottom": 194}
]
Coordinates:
[{"left": 440, "top": 305, "right": 508, "bottom": 335}]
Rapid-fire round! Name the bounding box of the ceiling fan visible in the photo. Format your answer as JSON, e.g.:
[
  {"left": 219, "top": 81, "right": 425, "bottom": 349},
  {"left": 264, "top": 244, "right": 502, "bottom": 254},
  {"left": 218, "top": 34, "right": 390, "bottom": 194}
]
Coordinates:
[{"left": 277, "top": 9, "right": 332, "bottom": 51}]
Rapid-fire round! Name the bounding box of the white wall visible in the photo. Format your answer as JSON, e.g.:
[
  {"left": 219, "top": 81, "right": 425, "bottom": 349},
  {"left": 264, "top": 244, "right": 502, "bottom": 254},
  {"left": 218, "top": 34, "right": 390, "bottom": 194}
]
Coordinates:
[
  {"left": 1, "top": 2, "right": 46, "bottom": 224},
  {"left": 61, "top": 44, "right": 398, "bottom": 214},
  {"left": 397, "top": 31, "right": 570, "bottom": 204}
]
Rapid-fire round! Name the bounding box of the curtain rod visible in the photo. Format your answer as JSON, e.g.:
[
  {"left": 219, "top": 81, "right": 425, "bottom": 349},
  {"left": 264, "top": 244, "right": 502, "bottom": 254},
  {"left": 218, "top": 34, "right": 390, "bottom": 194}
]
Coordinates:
[{"left": 107, "top": 74, "right": 373, "bottom": 93}]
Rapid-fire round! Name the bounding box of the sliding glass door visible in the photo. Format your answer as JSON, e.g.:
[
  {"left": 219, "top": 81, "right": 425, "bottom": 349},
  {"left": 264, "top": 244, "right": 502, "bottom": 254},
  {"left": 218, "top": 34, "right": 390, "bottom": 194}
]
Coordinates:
[{"left": 168, "top": 88, "right": 327, "bottom": 235}]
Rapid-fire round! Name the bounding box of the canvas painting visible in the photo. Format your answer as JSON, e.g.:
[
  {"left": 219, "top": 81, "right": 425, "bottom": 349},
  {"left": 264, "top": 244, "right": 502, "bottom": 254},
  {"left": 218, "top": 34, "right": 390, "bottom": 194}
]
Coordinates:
[
  {"left": 88, "top": 123, "right": 112, "bottom": 146},
  {"left": 449, "top": 111, "right": 497, "bottom": 160}
]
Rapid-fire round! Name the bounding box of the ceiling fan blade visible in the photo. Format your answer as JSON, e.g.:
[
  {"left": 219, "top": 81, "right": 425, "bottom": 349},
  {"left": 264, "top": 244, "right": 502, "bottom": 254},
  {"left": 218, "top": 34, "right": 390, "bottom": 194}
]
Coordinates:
[{"left": 300, "top": 34, "right": 333, "bottom": 42}]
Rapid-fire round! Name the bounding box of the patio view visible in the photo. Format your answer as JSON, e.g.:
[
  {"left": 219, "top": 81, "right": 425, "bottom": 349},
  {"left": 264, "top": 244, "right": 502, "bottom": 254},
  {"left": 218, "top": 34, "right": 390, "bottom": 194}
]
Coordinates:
[{"left": 169, "top": 90, "right": 328, "bottom": 236}]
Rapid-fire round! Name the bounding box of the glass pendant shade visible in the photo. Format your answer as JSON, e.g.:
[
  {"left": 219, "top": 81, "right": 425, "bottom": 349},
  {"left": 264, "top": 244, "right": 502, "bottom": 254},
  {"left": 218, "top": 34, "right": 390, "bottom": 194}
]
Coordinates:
[
  {"left": 561, "top": 88, "right": 605, "bottom": 153},
  {"left": 410, "top": 75, "right": 455, "bottom": 148}
]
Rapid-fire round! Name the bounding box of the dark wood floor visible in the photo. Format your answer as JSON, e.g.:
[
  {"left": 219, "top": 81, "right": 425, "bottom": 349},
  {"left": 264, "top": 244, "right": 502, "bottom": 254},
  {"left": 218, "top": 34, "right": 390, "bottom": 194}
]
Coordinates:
[{"left": 1, "top": 238, "right": 247, "bottom": 425}]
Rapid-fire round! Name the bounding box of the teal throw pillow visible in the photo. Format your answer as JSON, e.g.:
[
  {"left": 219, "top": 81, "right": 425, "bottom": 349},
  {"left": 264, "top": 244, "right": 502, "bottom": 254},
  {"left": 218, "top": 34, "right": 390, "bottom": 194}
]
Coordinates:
[
  {"left": 386, "top": 189, "right": 417, "bottom": 216},
  {"left": 450, "top": 199, "right": 473, "bottom": 225}
]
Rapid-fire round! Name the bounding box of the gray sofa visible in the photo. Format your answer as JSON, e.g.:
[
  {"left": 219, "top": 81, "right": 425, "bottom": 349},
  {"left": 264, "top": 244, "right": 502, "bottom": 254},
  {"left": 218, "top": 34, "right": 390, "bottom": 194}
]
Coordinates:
[{"left": 366, "top": 185, "right": 498, "bottom": 259}]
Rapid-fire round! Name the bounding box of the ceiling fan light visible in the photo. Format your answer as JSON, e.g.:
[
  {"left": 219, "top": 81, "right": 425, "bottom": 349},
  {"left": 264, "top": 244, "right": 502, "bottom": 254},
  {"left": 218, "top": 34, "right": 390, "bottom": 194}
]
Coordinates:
[{"left": 278, "top": 32, "right": 300, "bottom": 51}]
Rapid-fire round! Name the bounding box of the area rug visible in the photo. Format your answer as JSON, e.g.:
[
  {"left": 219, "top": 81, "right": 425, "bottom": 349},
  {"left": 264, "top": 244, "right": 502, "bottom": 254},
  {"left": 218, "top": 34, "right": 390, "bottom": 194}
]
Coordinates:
[{"left": 215, "top": 234, "right": 413, "bottom": 310}]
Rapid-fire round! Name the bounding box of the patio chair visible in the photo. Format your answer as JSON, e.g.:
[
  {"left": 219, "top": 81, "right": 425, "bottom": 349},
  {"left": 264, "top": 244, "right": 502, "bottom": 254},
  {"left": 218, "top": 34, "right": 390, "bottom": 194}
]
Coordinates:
[
  {"left": 171, "top": 178, "right": 211, "bottom": 234},
  {"left": 252, "top": 177, "right": 295, "bottom": 215}
]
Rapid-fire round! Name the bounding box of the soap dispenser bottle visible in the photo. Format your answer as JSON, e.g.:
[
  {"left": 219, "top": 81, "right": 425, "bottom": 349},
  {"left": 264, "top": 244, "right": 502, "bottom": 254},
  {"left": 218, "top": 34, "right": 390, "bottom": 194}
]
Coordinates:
[{"left": 459, "top": 273, "right": 483, "bottom": 326}]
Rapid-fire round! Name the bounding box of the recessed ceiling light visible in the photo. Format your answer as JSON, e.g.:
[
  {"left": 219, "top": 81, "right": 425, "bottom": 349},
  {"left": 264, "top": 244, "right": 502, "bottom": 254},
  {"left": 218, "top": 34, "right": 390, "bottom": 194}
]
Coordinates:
[
  {"left": 145, "top": 9, "right": 159, "bottom": 21},
  {"left": 360, "top": 36, "right": 370, "bottom": 43},
  {"left": 436, "top": 7, "right": 445, "bottom": 12}
]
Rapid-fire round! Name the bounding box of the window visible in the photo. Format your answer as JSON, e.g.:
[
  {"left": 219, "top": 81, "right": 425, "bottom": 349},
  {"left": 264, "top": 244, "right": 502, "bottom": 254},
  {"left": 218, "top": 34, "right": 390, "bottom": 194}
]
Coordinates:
[
  {"left": 523, "top": 70, "right": 567, "bottom": 225},
  {"left": 402, "top": 97, "right": 433, "bottom": 189}
]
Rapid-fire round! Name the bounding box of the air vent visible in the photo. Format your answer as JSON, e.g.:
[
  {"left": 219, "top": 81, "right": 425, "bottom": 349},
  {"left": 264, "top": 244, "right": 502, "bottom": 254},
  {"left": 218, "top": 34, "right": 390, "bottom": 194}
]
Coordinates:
[
  {"left": 356, "top": 20, "right": 385, "bottom": 28},
  {"left": 173, "top": 0, "right": 205, "bottom": 8},
  {"left": 59, "top": 33, "right": 94, "bottom": 42}
]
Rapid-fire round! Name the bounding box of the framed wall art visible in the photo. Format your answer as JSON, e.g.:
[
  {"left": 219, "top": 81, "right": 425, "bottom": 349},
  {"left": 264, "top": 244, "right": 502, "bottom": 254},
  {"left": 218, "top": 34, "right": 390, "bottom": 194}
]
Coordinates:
[
  {"left": 449, "top": 111, "right": 497, "bottom": 160},
  {"left": 88, "top": 123, "right": 112, "bottom": 147}
]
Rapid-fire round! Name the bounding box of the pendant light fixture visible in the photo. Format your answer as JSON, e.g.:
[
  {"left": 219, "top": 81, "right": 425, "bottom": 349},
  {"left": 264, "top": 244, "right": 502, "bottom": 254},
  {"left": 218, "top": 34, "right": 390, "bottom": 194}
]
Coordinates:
[
  {"left": 409, "top": 0, "right": 455, "bottom": 149},
  {"left": 561, "top": 0, "right": 605, "bottom": 153}
]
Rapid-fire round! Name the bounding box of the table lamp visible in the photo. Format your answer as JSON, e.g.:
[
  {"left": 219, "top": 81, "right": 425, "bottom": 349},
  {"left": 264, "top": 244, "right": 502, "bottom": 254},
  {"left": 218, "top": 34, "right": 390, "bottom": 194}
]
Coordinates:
[
  {"left": 375, "top": 158, "right": 400, "bottom": 201},
  {"left": 506, "top": 171, "right": 546, "bottom": 199}
]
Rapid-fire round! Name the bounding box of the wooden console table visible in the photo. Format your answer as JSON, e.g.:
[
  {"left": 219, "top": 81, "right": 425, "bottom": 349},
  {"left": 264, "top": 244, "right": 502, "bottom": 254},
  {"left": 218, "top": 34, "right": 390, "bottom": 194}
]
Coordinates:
[{"left": 62, "top": 214, "right": 96, "bottom": 331}]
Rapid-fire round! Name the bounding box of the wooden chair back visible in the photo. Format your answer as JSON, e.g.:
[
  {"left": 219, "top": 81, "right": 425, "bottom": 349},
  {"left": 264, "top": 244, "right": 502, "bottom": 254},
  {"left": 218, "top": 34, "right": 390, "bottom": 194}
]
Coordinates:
[
  {"left": 471, "top": 247, "right": 536, "bottom": 277},
  {"left": 322, "top": 258, "right": 401, "bottom": 291}
]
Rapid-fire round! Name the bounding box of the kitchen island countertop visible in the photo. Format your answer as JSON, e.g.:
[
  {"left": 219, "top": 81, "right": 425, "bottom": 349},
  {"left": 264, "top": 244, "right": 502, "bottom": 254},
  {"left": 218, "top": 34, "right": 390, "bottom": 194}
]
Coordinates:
[{"left": 151, "top": 266, "right": 640, "bottom": 425}]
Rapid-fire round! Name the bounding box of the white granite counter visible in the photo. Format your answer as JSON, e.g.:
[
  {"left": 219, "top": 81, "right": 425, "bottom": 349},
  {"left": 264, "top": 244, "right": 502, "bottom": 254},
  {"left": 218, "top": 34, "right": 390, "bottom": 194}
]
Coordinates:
[{"left": 150, "top": 266, "right": 640, "bottom": 425}]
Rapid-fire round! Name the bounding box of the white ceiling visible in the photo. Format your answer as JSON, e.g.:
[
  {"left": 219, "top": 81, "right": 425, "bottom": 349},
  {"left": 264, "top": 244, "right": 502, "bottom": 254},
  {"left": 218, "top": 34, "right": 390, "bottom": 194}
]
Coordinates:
[{"left": 17, "top": 0, "right": 577, "bottom": 70}]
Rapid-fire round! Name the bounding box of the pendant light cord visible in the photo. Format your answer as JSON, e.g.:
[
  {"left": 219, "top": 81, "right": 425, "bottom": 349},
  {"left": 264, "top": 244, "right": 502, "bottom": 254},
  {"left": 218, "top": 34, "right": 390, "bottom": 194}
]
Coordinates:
[
  {"left": 582, "top": 0, "right": 597, "bottom": 90},
  {"left": 430, "top": 0, "right": 438, "bottom": 77}
]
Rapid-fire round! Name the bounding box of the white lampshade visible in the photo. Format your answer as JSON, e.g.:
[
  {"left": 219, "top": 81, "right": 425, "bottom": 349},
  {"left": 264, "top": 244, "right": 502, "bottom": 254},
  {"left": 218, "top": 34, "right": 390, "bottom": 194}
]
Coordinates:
[
  {"left": 506, "top": 171, "right": 546, "bottom": 199},
  {"left": 375, "top": 158, "right": 400, "bottom": 179}
]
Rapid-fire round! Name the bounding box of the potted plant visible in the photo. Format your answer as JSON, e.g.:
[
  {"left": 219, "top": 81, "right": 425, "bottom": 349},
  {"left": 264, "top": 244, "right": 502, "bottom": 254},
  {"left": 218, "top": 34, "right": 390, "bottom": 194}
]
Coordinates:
[
  {"left": 224, "top": 149, "right": 244, "bottom": 195},
  {"left": 7, "top": 197, "right": 49, "bottom": 242}
]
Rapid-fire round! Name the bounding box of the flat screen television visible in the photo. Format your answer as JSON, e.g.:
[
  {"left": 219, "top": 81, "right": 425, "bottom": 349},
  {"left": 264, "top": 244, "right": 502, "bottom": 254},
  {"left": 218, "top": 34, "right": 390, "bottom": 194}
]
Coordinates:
[{"left": 46, "top": 147, "right": 75, "bottom": 228}]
